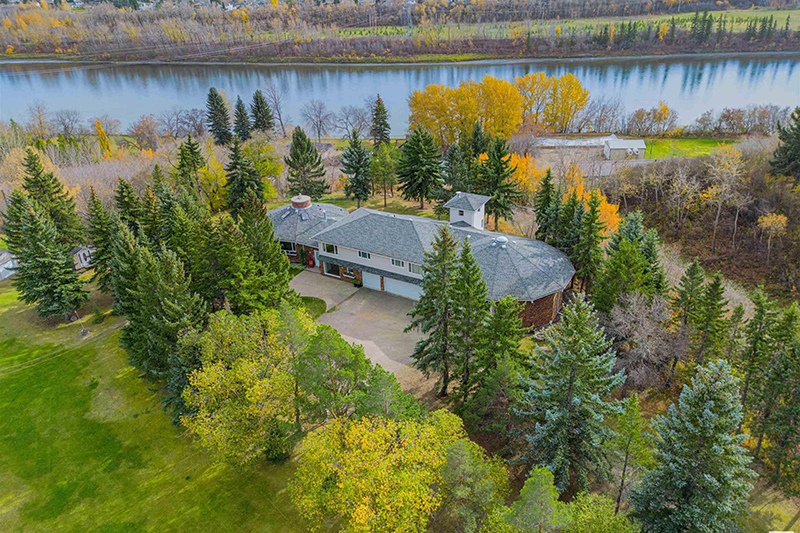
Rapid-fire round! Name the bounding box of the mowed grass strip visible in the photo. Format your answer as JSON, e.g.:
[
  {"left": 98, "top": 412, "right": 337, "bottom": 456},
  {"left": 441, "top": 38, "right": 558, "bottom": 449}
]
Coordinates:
[{"left": 0, "top": 281, "right": 302, "bottom": 532}]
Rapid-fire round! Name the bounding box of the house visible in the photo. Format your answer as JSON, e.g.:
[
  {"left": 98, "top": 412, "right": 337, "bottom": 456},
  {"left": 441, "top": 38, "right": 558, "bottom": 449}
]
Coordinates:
[
  {"left": 0, "top": 250, "right": 17, "bottom": 281},
  {"left": 70, "top": 245, "right": 95, "bottom": 271},
  {"left": 306, "top": 191, "right": 575, "bottom": 328},
  {"left": 266, "top": 195, "right": 350, "bottom": 267},
  {"left": 604, "top": 138, "right": 646, "bottom": 160}
]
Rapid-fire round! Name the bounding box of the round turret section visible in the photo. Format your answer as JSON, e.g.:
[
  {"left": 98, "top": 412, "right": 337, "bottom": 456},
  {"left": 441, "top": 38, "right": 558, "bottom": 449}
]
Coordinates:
[{"left": 291, "top": 195, "right": 311, "bottom": 208}]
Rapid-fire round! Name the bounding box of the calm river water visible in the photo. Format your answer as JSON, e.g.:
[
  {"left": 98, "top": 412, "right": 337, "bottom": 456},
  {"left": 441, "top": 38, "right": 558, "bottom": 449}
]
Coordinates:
[{"left": 1, "top": 53, "right": 799, "bottom": 132}]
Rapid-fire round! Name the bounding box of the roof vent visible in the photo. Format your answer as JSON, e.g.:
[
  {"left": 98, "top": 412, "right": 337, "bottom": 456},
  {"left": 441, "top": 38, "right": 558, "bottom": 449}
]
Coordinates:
[
  {"left": 291, "top": 194, "right": 311, "bottom": 209},
  {"left": 496, "top": 236, "right": 508, "bottom": 245},
  {"left": 300, "top": 211, "right": 308, "bottom": 221},
  {"left": 322, "top": 210, "right": 327, "bottom": 221}
]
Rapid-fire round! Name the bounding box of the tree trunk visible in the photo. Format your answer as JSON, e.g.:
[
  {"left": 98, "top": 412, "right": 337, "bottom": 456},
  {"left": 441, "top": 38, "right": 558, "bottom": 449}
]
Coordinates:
[
  {"left": 712, "top": 200, "right": 723, "bottom": 253},
  {"left": 383, "top": 183, "right": 387, "bottom": 207},
  {"left": 731, "top": 206, "right": 740, "bottom": 250},
  {"left": 666, "top": 355, "right": 679, "bottom": 387},
  {"left": 439, "top": 360, "right": 450, "bottom": 397},
  {"left": 754, "top": 400, "right": 774, "bottom": 460},
  {"left": 737, "top": 369, "right": 752, "bottom": 433},
  {"left": 420, "top": 197, "right": 424, "bottom": 210},
  {"left": 615, "top": 438, "right": 632, "bottom": 514},
  {"left": 494, "top": 214, "right": 499, "bottom": 231}
]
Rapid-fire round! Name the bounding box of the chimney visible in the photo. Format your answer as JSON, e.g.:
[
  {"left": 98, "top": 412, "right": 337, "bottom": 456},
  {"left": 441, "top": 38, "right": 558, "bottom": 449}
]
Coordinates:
[{"left": 291, "top": 194, "right": 311, "bottom": 209}]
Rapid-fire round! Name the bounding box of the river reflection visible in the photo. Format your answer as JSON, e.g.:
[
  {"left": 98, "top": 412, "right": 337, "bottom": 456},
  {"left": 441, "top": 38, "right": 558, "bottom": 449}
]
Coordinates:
[{"left": 1, "top": 53, "right": 798, "bottom": 131}]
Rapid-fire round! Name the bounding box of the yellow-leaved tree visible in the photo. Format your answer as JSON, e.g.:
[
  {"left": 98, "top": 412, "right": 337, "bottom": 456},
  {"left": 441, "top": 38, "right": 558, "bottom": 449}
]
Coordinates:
[
  {"left": 476, "top": 75, "right": 523, "bottom": 139},
  {"left": 290, "top": 410, "right": 508, "bottom": 532},
  {"left": 509, "top": 153, "right": 547, "bottom": 205},
  {"left": 514, "top": 71, "right": 553, "bottom": 125},
  {"left": 543, "top": 73, "right": 590, "bottom": 133},
  {"left": 758, "top": 212, "right": 788, "bottom": 264}
]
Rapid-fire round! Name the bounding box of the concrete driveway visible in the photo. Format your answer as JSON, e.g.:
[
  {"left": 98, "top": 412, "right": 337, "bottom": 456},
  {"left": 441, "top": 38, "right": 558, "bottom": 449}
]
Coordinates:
[
  {"left": 290, "top": 269, "right": 359, "bottom": 310},
  {"left": 319, "top": 289, "right": 419, "bottom": 375},
  {"left": 290, "top": 270, "right": 421, "bottom": 375}
]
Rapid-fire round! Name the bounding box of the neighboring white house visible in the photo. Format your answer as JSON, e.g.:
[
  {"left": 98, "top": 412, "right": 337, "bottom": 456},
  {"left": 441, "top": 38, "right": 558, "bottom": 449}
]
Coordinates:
[
  {"left": 604, "top": 138, "right": 646, "bottom": 160},
  {"left": 70, "top": 245, "right": 95, "bottom": 270},
  {"left": 0, "top": 250, "right": 17, "bottom": 281}
]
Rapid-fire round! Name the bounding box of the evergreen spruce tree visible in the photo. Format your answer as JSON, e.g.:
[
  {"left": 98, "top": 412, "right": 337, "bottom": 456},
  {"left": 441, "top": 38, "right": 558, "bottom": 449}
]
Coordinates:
[
  {"left": 140, "top": 184, "right": 162, "bottom": 245},
  {"left": 571, "top": 190, "right": 606, "bottom": 292},
  {"left": 434, "top": 144, "right": 471, "bottom": 217},
  {"left": 284, "top": 126, "right": 329, "bottom": 200},
  {"left": 450, "top": 239, "right": 490, "bottom": 405},
  {"left": 1, "top": 189, "right": 28, "bottom": 256},
  {"left": 114, "top": 177, "right": 142, "bottom": 233},
  {"left": 533, "top": 169, "right": 556, "bottom": 241},
  {"left": 631, "top": 360, "right": 755, "bottom": 532},
  {"left": 735, "top": 288, "right": 774, "bottom": 431},
  {"left": 470, "top": 121, "right": 490, "bottom": 156},
  {"left": 206, "top": 87, "right": 232, "bottom": 146},
  {"left": 109, "top": 225, "right": 145, "bottom": 317},
  {"left": 475, "top": 295, "right": 527, "bottom": 372},
  {"left": 397, "top": 128, "right": 442, "bottom": 210},
  {"left": 405, "top": 226, "right": 458, "bottom": 397},
  {"left": 593, "top": 239, "right": 650, "bottom": 314},
  {"left": 233, "top": 96, "right": 251, "bottom": 142},
  {"left": 692, "top": 271, "right": 729, "bottom": 363},
  {"left": 514, "top": 295, "right": 624, "bottom": 498},
  {"left": 641, "top": 228, "right": 667, "bottom": 295},
  {"left": 369, "top": 94, "right": 391, "bottom": 149},
  {"left": 126, "top": 247, "right": 207, "bottom": 380},
  {"left": 20, "top": 148, "right": 83, "bottom": 245},
  {"left": 476, "top": 138, "right": 523, "bottom": 230},
  {"left": 341, "top": 131, "right": 372, "bottom": 208},
  {"left": 370, "top": 142, "right": 398, "bottom": 208},
  {"left": 9, "top": 195, "right": 88, "bottom": 318},
  {"left": 540, "top": 188, "right": 563, "bottom": 245},
  {"left": 225, "top": 138, "right": 264, "bottom": 218},
  {"left": 238, "top": 193, "right": 293, "bottom": 307},
  {"left": 555, "top": 189, "right": 584, "bottom": 257},
  {"left": 671, "top": 258, "right": 705, "bottom": 328},
  {"left": 770, "top": 107, "right": 800, "bottom": 188},
  {"left": 752, "top": 303, "right": 800, "bottom": 461},
  {"left": 174, "top": 134, "right": 205, "bottom": 200},
  {"left": 608, "top": 209, "right": 645, "bottom": 253},
  {"left": 86, "top": 187, "right": 119, "bottom": 294},
  {"left": 250, "top": 89, "right": 274, "bottom": 133}
]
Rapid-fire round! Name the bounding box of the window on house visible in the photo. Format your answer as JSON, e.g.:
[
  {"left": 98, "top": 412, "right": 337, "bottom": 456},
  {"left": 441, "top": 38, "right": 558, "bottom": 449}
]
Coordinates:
[
  {"left": 392, "top": 259, "right": 405, "bottom": 268},
  {"left": 343, "top": 267, "right": 356, "bottom": 279},
  {"left": 324, "top": 262, "right": 341, "bottom": 277},
  {"left": 358, "top": 251, "right": 371, "bottom": 259},
  {"left": 458, "top": 210, "right": 464, "bottom": 216},
  {"left": 323, "top": 243, "right": 338, "bottom": 255},
  {"left": 408, "top": 263, "right": 423, "bottom": 275},
  {"left": 280, "top": 241, "right": 297, "bottom": 255}
]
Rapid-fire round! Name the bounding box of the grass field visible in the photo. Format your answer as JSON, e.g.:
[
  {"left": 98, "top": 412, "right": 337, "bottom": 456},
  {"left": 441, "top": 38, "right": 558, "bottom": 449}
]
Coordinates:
[
  {"left": 0, "top": 280, "right": 303, "bottom": 532},
  {"left": 645, "top": 137, "right": 736, "bottom": 159}
]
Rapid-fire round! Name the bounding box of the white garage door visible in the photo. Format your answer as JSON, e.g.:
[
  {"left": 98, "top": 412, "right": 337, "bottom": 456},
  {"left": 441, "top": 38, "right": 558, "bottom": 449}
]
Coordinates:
[
  {"left": 384, "top": 277, "right": 423, "bottom": 300},
  {"left": 362, "top": 271, "right": 381, "bottom": 291}
]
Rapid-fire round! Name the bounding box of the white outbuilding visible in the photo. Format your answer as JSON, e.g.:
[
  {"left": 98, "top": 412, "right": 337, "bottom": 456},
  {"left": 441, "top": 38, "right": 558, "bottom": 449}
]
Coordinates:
[{"left": 604, "top": 138, "right": 646, "bottom": 160}]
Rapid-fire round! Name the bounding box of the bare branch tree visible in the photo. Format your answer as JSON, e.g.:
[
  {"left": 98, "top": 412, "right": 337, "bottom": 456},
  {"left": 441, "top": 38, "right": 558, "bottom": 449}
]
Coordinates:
[
  {"left": 301, "top": 100, "right": 334, "bottom": 143},
  {"left": 89, "top": 114, "right": 122, "bottom": 135},
  {"left": 126, "top": 114, "right": 161, "bottom": 151},
  {"left": 185, "top": 109, "right": 207, "bottom": 138},
  {"left": 158, "top": 106, "right": 189, "bottom": 139},
  {"left": 265, "top": 86, "right": 289, "bottom": 138},
  {"left": 26, "top": 101, "right": 53, "bottom": 139},
  {"left": 335, "top": 105, "right": 370, "bottom": 140},
  {"left": 53, "top": 110, "right": 84, "bottom": 138}
]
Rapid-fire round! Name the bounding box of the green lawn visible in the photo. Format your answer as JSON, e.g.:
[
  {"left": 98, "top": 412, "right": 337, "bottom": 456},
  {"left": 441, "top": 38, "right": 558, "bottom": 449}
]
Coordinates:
[
  {"left": 0, "top": 280, "right": 303, "bottom": 532},
  {"left": 300, "top": 296, "right": 327, "bottom": 319},
  {"left": 645, "top": 137, "right": 736, "bottom": 159}
]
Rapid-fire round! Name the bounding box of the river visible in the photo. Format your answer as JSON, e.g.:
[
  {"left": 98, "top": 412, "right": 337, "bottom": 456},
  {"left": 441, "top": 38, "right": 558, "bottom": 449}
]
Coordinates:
[{"left": 1, "top": 53, "right": 799, "bottom": 133}]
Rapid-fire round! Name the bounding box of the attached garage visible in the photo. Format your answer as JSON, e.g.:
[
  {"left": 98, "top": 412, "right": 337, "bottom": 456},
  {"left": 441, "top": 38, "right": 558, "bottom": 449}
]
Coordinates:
[
  {"left": 383, "top": 277, "right": 423, "bottom": 300},
  {"left": 362, "top": 271, "right": 381, "bottom": 291}
]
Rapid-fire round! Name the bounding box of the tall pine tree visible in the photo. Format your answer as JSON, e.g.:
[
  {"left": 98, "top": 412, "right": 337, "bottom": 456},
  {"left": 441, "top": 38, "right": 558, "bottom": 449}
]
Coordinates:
[
  {"left": 405, "top": 226, "right": 458, "bottom": 397},
  {"left": 397, "top": 128, "right": 442, "bottom": 210},
  {"left": 225, "top": 138, "right": 264, "bottom": 218},
  {"left": 770, "top": 106, "right": 800, "bottom": 188},
  {"left": 20, "top": 148, "right": 83, "bottom": 245},
  {"left": 514, "top": 295, "right": 624, "bottom": 498},
  {"left": 250, "top": 89, "right": 275, "bottom": 133},
  {"left": 476, "top": 138, "right": 523, "bottom": 230},
  {"left": 450, "top": 238, "right": 490, "bottom": 405},
  {"left": 341, "top": 131, "right": 372, "bottom": 208},
  {"left": 631, "top": 360, "right": 754, "bottom": 532},
  {"left": 571, "top": 190, "right": 606, "bottom": 292},
  {"left": 8, "top": 194, "right": 88, "bottom": 318},
  {"left": 640, "top": 228, "right": 667, "bottom": 295},
  {"left": 174, "top": 134, "right": 205, "bottom": 201},
  {"left": 369, "top": 94, "right": 390, "bottom": 149},
  {"left": 692, "top": 271, "right": 729, "bottom": 363},
  {"left": 533, "top": 169, "right": 556, "bottom": 241},
  {"left": 285, "top": 126, "right": 329, "bottom": 200},
  {"left": 114, "top": 177, "right": 142, "bottom": 234},
  {"left": 593, "top": 238, "right": 650, "bottom": 314},
  {"left": 608, "top": 209, "right": 645, "bottom": 253},
  {"left": 86, "top": 186, "right": 119, "bottom": 294},
  {"left": 206, "top": 87, "right": 232, "bottom": 146},
  {"left": 233, "top": 96, "right": 251, "bottom": 142}
]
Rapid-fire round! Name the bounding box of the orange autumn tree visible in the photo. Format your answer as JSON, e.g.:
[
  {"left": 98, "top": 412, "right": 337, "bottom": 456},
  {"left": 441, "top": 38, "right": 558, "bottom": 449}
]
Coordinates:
[{"left": 509, "top": 153, "right": 547, "bottom": 205}]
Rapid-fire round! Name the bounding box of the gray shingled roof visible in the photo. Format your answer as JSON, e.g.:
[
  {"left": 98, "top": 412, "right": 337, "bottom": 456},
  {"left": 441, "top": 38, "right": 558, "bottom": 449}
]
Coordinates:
[
  {"left": 444, "top": 192, "right": 491, "bottom": 211},
  {"left": 313, "top": 208, "right": 575, "bottom": 302},
  {"left": 267, "top": 202, "right": 349, "bottom": 248}
]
